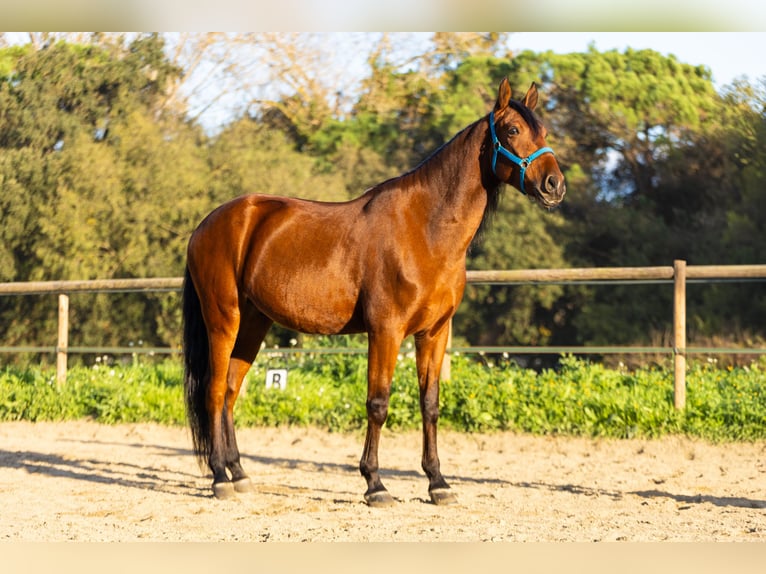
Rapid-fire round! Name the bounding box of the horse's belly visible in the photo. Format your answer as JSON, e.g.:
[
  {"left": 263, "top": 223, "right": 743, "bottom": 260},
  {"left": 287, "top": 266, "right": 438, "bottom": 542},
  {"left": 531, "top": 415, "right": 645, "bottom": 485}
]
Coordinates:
[
  {"left": 248, "top": 272, "right": 362, "bottom": 335},
  {"left": 261, "top": 302, "right": 362, "bottom": 335}
]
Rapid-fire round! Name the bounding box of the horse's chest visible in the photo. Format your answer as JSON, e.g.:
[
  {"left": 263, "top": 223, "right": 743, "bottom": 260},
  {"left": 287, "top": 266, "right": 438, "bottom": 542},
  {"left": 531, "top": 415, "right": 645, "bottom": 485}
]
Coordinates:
[{"left": 373, "top": 264, "right": 464, "bottom": 331}]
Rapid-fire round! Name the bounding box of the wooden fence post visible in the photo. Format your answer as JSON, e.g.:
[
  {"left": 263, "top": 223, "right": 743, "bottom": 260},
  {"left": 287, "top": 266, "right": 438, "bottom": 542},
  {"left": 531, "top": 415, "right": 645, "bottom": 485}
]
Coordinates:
[
  {"left": 440, "top": 319, "right": 452, "bottom": 381},
  {"left": 56, "top": 293, "right": 69, "bottom": 386},
  {"left": 673, "top": 260, "right": 687, "bottom": 410}
]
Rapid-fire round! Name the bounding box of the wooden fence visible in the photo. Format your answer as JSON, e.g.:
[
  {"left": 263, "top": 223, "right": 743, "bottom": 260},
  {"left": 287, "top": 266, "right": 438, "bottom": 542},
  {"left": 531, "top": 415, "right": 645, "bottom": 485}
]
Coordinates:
[{"left": 1, "top": 261, "right": 765, "bottom": 409}]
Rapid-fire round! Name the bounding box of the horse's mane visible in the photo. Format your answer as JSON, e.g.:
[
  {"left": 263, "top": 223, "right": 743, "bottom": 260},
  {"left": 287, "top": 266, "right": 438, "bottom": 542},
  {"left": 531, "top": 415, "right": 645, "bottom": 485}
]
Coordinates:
[{"left": 361, "top": 120, "right": 483, "bottom": 213}]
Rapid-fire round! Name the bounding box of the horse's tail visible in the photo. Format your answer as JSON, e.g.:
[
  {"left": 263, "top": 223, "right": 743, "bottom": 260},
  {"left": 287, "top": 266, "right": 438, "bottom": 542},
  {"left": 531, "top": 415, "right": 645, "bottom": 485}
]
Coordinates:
[{"left": 182, "top": 266, "right": 211, "bottom": 466}]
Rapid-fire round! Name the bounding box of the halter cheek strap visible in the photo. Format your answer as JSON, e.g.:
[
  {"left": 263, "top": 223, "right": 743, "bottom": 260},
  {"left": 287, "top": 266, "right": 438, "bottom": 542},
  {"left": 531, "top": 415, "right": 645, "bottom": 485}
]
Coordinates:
[{"left": 489, "top": 110, "right": 555, "bottom": 195}]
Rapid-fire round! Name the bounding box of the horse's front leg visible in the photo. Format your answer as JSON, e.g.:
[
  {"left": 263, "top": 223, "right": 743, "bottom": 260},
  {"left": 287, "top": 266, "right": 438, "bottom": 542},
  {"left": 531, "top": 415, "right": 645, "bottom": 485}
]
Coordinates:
[
  {"left": 359, "top": 330, "right": 402, "bottom": 507},
  {"left": 415, "top": 323, "right": 458, "bottom": 505}
]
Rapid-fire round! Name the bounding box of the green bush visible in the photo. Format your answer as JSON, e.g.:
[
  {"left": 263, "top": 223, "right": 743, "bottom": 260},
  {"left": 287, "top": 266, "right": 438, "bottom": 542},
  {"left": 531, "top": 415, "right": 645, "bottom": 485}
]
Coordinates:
[
  {"left": 1, "top": 354, "right": 765, "bottom": 441},
  {"left": 0, "top": 360, "right": 186, "bottom": 424}
]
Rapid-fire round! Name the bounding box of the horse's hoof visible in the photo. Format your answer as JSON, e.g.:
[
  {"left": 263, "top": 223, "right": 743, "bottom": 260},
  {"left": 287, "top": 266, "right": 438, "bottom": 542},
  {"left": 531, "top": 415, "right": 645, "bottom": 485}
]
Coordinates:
[
  {"left": 364, "top": 490, "right": 396, "bottom": 508},
  {"left": 429, "top": 488, "right": 458, "bottom": 506},
  {"left": 233, "top": 477, "right": 253, "bottom": 493},
  {"left": 212, "top": 481, "right": 237, "bottom": 500}
]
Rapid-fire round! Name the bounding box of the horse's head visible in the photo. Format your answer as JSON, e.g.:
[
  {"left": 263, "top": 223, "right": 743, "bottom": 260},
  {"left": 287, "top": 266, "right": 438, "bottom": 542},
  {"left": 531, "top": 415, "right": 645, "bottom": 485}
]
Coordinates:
[{"left": 488, "top": 78, "right": 566, "bottom": 209}]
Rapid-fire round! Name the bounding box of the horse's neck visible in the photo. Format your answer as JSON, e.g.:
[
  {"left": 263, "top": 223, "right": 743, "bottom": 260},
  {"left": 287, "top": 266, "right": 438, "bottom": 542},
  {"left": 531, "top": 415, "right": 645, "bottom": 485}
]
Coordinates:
[{"left": 408, "top": 119, "right": 491, "bottom": 253}]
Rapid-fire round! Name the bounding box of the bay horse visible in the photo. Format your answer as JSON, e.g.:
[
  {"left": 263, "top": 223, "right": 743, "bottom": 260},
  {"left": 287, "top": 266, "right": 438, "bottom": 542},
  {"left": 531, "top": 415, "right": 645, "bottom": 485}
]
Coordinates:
[{"left": 183, "top": 78, "right": 566, "bottom": 505}]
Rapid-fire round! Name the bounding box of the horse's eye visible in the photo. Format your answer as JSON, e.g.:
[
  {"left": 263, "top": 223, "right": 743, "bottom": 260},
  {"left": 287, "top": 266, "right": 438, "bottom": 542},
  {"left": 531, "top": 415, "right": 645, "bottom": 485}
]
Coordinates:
[{"left": 509, "top": 126, "right": 520, "bottom": 136}]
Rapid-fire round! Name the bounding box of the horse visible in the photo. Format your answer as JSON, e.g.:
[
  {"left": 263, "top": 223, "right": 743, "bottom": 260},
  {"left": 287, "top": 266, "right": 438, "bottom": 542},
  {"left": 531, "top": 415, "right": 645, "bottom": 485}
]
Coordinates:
[{"left": 182, "top": 78, "right": 566, "bottom": 505}]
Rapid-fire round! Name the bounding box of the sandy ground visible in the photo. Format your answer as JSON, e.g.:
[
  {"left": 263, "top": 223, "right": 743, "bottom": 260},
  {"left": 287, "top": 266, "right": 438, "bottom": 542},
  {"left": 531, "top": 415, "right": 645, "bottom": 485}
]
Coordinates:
[{"left": 1, "top": 420, "right": 765, "bottom": 542}]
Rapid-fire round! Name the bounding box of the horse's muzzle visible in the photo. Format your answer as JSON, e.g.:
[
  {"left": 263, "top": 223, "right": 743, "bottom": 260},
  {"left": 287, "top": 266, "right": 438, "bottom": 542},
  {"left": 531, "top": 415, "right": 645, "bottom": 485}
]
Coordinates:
[{"left": 532, "top": 175, "right": 566, "bottom": 209}]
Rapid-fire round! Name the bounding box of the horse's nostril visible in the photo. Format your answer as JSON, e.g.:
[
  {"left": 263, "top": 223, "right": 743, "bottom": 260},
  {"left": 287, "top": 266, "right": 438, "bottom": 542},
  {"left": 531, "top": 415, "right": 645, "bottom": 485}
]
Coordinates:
[{"left": 544, "top": 175, "right": 559, "bottom": 193}]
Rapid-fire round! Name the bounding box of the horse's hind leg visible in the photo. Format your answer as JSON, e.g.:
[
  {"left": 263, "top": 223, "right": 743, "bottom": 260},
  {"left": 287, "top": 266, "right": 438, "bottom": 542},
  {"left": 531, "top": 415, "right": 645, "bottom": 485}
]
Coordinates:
[
  {"left": 222, "top": 307, "right": 273, "bottom": 494},
  {"left": 205, "top": 323, "right": 239, "bottom": 500}
]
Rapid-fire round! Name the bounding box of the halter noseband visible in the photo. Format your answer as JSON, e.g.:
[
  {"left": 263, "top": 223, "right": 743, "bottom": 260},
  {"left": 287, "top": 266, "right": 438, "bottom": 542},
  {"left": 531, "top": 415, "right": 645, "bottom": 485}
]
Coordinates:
[{"left": 489, "top": 110, "right": 555, "bottom": 195}]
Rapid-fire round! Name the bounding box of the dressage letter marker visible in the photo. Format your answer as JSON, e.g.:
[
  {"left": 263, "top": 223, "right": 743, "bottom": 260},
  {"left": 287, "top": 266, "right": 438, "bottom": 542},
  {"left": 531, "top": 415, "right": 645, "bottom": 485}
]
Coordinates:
[{"left": 265, "top": 369, "right": 288, "bottom": 390}]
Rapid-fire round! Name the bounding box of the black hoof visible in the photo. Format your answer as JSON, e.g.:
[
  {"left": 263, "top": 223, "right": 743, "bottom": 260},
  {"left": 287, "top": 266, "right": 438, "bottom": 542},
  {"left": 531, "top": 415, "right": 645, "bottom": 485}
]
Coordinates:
[
  {"left": 429, "top": 487, "right": 458, "bottom": 506},
  {"left": 364, "top": 490, "right": 396, "bottom": 508},
  {"left": 212, "top": 481, "right": 236, "bottom": 500},
  {"left": 233, "top": 477, "right": 253, "bottom": 493}
]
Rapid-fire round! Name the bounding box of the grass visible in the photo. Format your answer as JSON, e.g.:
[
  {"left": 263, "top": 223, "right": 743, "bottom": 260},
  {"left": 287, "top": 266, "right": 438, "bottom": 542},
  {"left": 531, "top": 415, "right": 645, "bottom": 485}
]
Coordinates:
[{"left": 1, "top": 353, "right": 765, "bottom": 441}]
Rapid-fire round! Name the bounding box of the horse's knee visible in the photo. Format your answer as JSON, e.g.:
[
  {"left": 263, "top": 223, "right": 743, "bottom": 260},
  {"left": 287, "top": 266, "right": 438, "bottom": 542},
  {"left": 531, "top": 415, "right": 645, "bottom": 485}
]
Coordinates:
[
  {"left": 419, "top": 383, "right": 440, "bottom": 424},
  {"left": 422, "top": 398, "right": 439, "bottom": 425},
  {"left": 366, "top": 396, "right": 389, "bottom": 425}
]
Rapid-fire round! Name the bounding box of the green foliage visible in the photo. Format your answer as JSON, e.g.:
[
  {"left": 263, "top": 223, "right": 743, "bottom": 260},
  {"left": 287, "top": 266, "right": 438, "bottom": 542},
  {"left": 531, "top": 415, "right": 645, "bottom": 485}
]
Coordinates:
[
  {"left": 683, "top": 359, "right": 766, "bottom": 440},
  {"left": 2, "top": 356, "right": 764, "bottom": 442},
  {"left": 0, "top": 360, "right": 185, "bottom": 424}
]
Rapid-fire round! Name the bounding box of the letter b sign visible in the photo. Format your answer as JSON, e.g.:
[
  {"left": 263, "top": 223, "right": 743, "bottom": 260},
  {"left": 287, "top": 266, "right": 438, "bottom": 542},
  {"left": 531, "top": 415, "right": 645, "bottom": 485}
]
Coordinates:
[{"left": 265, "top": 369, "right": 288, "bottom": 390}]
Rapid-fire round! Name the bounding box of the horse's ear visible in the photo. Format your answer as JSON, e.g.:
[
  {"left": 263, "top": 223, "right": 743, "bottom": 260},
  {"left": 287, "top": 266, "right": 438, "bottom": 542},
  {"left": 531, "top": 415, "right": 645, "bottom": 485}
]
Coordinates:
[
  {"left": 495, "top": 77, "right": 512, "bottom": 111},
  {"left": 521, "top": 82, "right": 539, "bottom": 111}
]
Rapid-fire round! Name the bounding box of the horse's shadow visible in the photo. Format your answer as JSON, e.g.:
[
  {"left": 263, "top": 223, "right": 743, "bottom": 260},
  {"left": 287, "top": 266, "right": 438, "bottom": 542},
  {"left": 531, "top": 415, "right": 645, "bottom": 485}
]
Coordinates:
[
  {"left": 0, "top": 442, "right": 208, "bottom": 498},
  {"left": 1, "top": 440, "right": 764, "bottom": 509},
  {"left": 628, "top": 489, "right": 766, "bottom": 509},
  {"left": 500, "top": 480, "right": 766, "bottom": 509}
]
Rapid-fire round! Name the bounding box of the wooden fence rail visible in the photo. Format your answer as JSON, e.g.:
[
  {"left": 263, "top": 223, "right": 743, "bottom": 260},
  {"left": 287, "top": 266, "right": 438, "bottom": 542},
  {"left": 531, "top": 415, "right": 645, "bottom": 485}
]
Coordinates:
[{"left": 1, "top": 261, "right": 765, "bottom": 409}]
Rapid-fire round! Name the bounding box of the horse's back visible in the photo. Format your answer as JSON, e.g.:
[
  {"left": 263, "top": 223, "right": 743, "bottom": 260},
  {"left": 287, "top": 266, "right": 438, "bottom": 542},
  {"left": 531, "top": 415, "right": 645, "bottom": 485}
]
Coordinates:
[{"left": 189, "top": 193, "right": 350, "bottom": 263}]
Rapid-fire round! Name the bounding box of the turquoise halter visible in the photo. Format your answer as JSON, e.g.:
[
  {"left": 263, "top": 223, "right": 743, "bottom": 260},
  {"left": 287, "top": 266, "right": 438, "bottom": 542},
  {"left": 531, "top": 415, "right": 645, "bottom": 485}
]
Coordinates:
[{"left": 489, "top": 110, "right": 555, "bottom": 195}]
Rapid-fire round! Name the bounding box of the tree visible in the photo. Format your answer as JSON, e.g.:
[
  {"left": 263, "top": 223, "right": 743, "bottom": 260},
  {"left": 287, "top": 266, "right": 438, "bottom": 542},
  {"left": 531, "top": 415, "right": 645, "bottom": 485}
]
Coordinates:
[
  {"left": 208, "top": 117, "right": 348, "bottom": 204},
  {"left": 0, "top": 36, "right": 211, "bottom": 357},
  {"left": 510, "top": 47, "right": 766, "bottom": 350}
]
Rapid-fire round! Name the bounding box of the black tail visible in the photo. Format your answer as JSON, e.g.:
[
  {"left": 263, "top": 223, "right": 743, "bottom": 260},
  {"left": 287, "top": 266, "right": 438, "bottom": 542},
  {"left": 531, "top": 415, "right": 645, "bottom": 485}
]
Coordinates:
[{"left": 182, "top": 266, "right": 211, "bottom": 466}]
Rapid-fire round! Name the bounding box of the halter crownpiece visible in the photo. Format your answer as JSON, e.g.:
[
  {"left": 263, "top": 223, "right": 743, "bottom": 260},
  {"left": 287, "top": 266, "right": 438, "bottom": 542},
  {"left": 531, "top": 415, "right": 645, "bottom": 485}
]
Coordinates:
[{"left": 489, "top": 110, "right": 555, "bottom": 195}]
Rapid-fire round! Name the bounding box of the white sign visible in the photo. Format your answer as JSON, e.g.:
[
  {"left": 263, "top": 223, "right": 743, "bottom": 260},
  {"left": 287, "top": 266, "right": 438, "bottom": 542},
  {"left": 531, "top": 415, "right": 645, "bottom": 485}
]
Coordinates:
[{"left": 265, "top": 369, "right": 288, "bottom": 390}]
